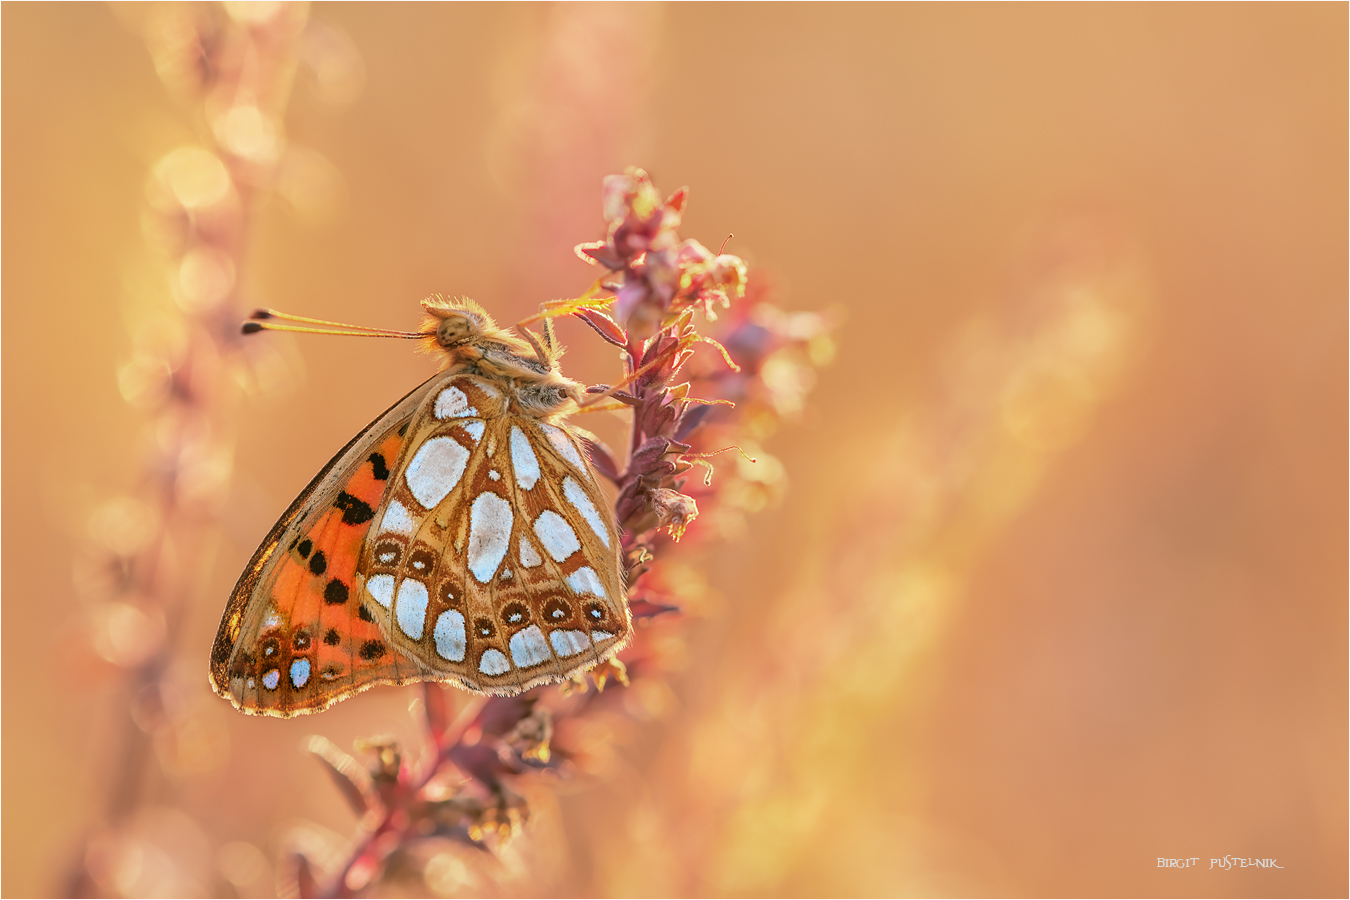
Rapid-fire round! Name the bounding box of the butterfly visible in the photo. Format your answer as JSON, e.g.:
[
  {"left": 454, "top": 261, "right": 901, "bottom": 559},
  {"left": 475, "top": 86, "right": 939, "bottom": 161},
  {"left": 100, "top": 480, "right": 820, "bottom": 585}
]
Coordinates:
[{"left": 210, "top": 297, "right": 631, "bottom": 717}]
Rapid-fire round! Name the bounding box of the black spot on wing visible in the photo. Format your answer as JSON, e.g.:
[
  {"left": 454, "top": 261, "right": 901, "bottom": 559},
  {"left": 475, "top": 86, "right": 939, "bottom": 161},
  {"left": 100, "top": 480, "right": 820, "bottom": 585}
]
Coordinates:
[
  {"left": 334, "top": 491, "right": 375, "bottom": 525},
  {"left": 308, "top": 551, "right": 328, "bottom": 575},
  {"left": 323, "top": 628, "right": 340, "bottom": 646},
  {"left": 295, "top": 538, "right": 313, "bottom": 559},
  {"left": 324, "top": 578, "right": 349, "bottom": 605},
  {"left": 368, "top": 452, "right": 390, "bottom": 481},
  {"left": 359, "top": 640, "right": 385, "bottom": 661},
  {"left": 359, "top": 605, "right": 375, "bottom": 623}
]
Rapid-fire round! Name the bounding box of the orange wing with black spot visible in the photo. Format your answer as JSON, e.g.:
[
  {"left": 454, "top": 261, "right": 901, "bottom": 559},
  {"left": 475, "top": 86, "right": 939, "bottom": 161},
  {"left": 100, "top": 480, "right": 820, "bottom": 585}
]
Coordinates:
[{"left": 210, "top": 373, "right": 442, "bottom": 716}]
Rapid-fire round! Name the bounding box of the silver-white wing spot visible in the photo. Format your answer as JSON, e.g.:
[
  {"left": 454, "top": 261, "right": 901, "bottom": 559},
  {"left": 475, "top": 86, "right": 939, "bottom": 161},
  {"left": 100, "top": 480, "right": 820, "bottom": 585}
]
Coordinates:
[
  {"left": 290, "top": 659, "right": 310, "bottom": 688},
  {"left": 381, "top": 499, "right": 416, "bottom": 537},
  {"left": 467, "top": 492, "right": 513, "bottom": 583},
  {"left": 458, "top": 421, "right": 485, "bottom": 443},
  {"left": 434, "top": 386, "right": 477, "bottom": 419},
  {"left": 405, "top": 437, "right": 470, "bottom": 509},
  {"left": 471, "top": 380, "right": 501, "bottom": 403},
  {"left": 366, "top": 573, "right": 395, "bottom": 608},
  {"left": 592, "top": 630, "right": 615, "bottom": 641},
  {"left": 479, "top": 648, "right": 509, "bottom": 676},
  {"left": 550, "top": 629, "right": 590, "bottom": 658},
  {"left": 567, "top": 566, "right": 607, "bottom": 599},
  {"left": 533, "top": 510, "right": 580, "bottom": 562},
  {"left": 395, "top": 579, "right": 429, "bottom": 640},
  {"left": 433, "top": 610, "right": 466, "bottom": 662},
  {"left": 262, "top": 669, "right": 281, "bottom": 690},
  {"left": 509, "top": 426, "right": 541, "bottom": 490},
  {"left": 519, "top": 536, "right": 542, "bottom": 568},
  {"left": 542, "top": 424, "right": 586, "bottom": 472},
  {"left": 509, "top": 625, "right": 551, "bottom": 668},
  {"left": 563, "top": 477, "right": 610, "bottom": 548}
]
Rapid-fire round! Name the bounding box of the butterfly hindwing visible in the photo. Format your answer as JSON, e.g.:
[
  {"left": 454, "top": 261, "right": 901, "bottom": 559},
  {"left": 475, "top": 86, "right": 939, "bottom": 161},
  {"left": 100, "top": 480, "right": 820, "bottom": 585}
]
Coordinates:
[
  {"left": 502, "top": 417, "right": 630, "bottom": 670},
  {"left": 358, "top": 375, "right": 631, "bottom": 695}
]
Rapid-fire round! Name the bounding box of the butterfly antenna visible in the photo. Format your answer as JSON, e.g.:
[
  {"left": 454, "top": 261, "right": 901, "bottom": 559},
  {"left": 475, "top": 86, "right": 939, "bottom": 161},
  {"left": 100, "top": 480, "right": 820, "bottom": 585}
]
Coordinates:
[
  {"left": 241, "top": 308, "right": 426, "bottom": 339},
  {"left": 718, "top": 233, "right": 734, "bottom": 255}
]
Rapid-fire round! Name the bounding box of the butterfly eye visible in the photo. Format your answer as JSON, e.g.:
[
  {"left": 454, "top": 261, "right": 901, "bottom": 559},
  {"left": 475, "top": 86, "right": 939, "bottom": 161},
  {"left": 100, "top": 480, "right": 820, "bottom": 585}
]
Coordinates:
[
  {"left": 474, "top": 618, "right": 496, "bottom": 638},
  {"left": 502, "top": 603, "right": 530, "bottom": 626},
  {"left": 543, "top": 597, "right": 572, "bottom": 622},
  {"left": 435, "top": 314, "right": 477, "bottom": 345}
]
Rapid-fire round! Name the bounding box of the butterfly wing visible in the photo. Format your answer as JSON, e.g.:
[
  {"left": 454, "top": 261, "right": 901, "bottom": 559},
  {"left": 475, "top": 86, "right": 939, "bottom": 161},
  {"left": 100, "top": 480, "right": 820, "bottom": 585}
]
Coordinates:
[
  {"left": 359, "top": 375, "right": 631, "bottom": 695},
  {"left": 210, "top": 372, "right": 444, "bottom": 717}
]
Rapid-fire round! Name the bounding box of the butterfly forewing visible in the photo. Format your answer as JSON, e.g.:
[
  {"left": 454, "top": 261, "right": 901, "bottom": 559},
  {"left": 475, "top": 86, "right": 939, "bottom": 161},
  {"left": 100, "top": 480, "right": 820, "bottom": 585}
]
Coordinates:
[
  {"left": 360, "top": 375, "right": 630, "bottom": 695},
  {"left": 210, "top": 375, "right": 441, "bottom": 716}
]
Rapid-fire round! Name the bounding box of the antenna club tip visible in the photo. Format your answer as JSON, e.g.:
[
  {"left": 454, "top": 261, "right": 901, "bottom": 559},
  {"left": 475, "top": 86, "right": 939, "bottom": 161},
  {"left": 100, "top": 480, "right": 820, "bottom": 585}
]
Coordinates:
[
  {"left": 249, "top": 309, "right": 273, "bottom": 320},
  {"left": 241, "top": 322, "right": 264, "bottom": 335}
]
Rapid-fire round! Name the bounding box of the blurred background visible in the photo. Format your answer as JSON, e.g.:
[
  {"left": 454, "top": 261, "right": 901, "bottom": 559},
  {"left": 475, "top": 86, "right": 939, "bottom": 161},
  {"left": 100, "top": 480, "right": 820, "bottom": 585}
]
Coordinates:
[{"left": 3, "top": 3, "right": 1345, "bottom": 897}]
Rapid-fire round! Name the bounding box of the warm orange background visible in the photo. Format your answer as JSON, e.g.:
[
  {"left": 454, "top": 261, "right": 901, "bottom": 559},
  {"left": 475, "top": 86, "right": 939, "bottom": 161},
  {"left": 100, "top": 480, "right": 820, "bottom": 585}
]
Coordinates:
[{"left": 4, "top": 3, "right": 1345, "bottom": 897}]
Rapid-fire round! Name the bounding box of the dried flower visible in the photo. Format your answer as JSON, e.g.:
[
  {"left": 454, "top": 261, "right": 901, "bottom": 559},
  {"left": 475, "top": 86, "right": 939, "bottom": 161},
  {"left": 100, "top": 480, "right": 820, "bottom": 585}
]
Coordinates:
[{"left": 647, "top": 488, "right": 700, "bottom": 541}]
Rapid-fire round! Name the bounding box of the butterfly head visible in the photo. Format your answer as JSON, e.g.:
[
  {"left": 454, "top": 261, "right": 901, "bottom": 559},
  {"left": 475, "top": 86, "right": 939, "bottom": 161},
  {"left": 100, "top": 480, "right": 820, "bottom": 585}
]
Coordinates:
[
  {"left": 422, "top": 295, "right": 493, "bottom": 347},
  {"left": 421, "top": 295, "right": 583, "bottom": 416}
]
